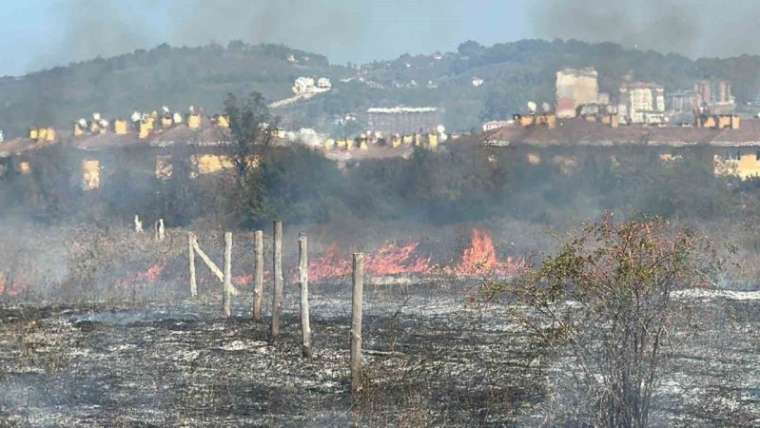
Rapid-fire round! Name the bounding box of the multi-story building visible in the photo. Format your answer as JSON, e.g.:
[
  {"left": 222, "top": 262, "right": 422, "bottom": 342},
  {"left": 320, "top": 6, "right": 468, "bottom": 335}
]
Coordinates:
[
  {"left": 555, "top": 67, "right": 599, "bottom": 118},
  {"left": 619, "top": 82, "right": 665, "bottom": 124},
  {"left": 695, "top": 79, "right": 735, "bottom": 113},
  {"left": 667, "top": 90, "right": 697, "bottom": 113}
]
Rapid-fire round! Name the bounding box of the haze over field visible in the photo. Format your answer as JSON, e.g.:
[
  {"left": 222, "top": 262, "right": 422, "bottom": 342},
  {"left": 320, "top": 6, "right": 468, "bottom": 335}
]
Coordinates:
[{"left": 2, "top": 2, "right": 760, "bottom": 427}]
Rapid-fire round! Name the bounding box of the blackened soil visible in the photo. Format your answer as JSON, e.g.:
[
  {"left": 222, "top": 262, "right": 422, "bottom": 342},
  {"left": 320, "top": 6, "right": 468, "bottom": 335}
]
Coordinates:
[{"left": 0, "top": 282, "right": 758, "bottom": 427}]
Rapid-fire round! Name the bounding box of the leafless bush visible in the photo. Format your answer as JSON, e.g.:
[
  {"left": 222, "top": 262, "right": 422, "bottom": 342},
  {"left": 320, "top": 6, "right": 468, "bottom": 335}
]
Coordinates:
[{"left": 488, "top": 215, "right": 718, "bottom": 427}]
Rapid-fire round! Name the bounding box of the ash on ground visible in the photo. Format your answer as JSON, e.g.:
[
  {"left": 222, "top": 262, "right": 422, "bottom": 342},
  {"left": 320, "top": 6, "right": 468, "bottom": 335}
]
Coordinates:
[{"left": 0, "top": 282, "right": 758, "bottom": 427}]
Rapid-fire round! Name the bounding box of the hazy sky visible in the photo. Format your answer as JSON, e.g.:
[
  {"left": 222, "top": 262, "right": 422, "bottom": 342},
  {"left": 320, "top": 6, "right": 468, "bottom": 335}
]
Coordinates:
[{"left": 2, "top": 0, "right": 760, "bottom": 77}]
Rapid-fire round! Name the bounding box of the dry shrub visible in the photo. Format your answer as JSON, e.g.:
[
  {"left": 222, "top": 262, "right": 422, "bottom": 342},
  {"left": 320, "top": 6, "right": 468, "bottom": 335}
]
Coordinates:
[{"left": 490, "top": 215, "right": 717, "bottom": 427}]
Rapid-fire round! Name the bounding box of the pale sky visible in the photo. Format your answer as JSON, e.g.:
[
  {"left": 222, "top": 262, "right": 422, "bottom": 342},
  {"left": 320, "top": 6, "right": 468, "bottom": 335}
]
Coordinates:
[
  {"left": 1, "top": 0, "right": 759, "bottom": 77},
  {"left": 0, "top": 0, "right": 533, "bottom": 76}
]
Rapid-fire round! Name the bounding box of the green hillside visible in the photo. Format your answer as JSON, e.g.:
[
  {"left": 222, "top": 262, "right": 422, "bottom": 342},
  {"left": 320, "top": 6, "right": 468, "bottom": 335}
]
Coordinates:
[
  {"left": 5, "top": 39, "right": 760, "bottom": 137},
  {"left": 0, "top": 42, "right": 338, "bottom": 137}
]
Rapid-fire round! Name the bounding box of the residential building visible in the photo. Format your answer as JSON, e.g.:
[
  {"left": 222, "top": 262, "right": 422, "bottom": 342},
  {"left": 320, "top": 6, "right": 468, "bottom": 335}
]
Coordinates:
[
  {"left": 695, "top": 79, "right": 735, "bottom": 113},
  {"left": 619, "top": 82, "right": 665, "bottom": 124}
]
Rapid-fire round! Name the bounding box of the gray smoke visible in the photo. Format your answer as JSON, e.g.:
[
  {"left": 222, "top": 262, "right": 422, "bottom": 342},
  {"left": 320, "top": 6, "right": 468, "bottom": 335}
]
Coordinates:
[
  {"left": 27, "top": 1, "right": 760, "bottom": 76},
  {"left": 162, "top": 0, "right": 462, "bottom": 64},
  {"left": 166, "top": 0, "right": 363, "bottom": 57},
  {"left": 26, "top": 0, "right": 364, "bottom": 73},
  {"left": 26, "top": 0, "right": 464, "bottom": 74},
  {"left": 530, "top": 0, "right": 760, "bottom": 59},
  {"left": 26, "top": 0, "right": 152, "bottom": 72}
]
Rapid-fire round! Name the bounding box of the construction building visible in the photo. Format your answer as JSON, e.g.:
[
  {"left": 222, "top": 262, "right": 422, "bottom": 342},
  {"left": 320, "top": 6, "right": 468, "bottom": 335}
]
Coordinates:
[{"left": 555, "top": 67, "right": 599, "bottom": 118}]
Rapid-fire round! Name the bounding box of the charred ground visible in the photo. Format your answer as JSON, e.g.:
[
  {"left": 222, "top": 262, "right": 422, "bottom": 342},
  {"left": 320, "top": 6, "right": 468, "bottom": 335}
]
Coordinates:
[{"left": 0, "top": 281, "right": 757, "bottom": 426}]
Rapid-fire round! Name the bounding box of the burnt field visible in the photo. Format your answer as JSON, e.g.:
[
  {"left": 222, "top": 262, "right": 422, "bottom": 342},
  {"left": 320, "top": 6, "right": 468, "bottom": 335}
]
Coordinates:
[{"left": 1, "top": 281, "right": 759, "bottom": 427}]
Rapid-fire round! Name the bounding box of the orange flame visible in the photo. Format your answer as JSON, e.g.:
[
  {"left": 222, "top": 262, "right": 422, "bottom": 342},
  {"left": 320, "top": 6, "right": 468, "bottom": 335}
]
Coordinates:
[
  {"left": 260, "top": 229, "right": 526, "bottom": 284},
  {"left": 233, "top": 274, "right": 253, "bottom": 287},
  {"left": 138, "top": 263, "right": 164, "bottom": 282},
  {"left": 119, "top": 262, "right": 165, "bottom": 288},
  {"left": 0, "top": 273, "right": 27, "bottom": 296},
  {"left": 308, "top": 242, "right": 435, "bottom": 281},
  {"left": 365, "top": 242, "right": 433, "bottom": 276},
  {"left": 448, "top": 229, "right": 527, "bottom": 277},
  {"left": 455, "top": 229, "right": 498, "bottom": 275},
  {"left": 309, "top": 243, "right": 352, "bottom": 282}
]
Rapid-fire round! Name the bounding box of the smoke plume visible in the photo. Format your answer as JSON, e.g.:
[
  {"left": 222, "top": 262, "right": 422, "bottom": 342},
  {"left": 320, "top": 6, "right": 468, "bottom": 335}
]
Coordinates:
[
  {"left": 26, "top": 0, "right": 464, "bottom": 74},
  {"left": 166, "top": 0, "right": 363, "bottom": 58},
  {"left": 530, "top": 0, "right": 760, "bottom": 59},
  {"left": 26, "top": 0, "right": 152, "bottom": 72}
]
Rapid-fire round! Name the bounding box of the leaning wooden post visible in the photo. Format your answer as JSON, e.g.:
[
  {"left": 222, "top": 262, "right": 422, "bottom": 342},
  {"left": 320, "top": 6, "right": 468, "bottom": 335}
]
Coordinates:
[
  {"left": 188, "top": 232, "right": 197, "bottom": 298},
  {"left": 223, "top": 232, "right": 233, "bottom": 318},
  {"left": 271, "top": 221, "right": 284, "bottom": 338},
  {"left": 298, "top": 233, "right": 311, "bottom": 357},
  {"left": 351, "top": 252, "right": 365, "bottom": 392},
  {"left": 253, "top": 230, "right": 264, "bottom": 321}
]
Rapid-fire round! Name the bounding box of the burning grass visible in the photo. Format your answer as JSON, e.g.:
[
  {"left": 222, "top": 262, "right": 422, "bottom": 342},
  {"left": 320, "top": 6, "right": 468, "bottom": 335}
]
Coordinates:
[
  {"left": 309, "top": 228, "right": 526, "bottom": 283},
  {"left": 0, "top": 218, "right": 759, "bottom": 425}
]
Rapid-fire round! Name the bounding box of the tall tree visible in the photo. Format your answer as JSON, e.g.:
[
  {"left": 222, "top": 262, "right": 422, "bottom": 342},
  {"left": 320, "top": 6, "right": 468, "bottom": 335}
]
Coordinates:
[{"left": 223, "top": 92, "right": 277, "bottom": 226}]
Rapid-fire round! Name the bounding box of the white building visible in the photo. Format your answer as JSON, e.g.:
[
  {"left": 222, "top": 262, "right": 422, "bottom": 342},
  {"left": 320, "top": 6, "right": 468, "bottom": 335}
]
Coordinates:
[
  {"left": 292, "top": 77, "right": 332, "bottom": 95},
  {"left": 317, "top": 77, "right": 332, "bottom": 89},
  {"left": 293, "top": 77, "right": 316, "bottom": 95},
  {"left": 619, "top": 82, "right": 665, "bottom": 124}
]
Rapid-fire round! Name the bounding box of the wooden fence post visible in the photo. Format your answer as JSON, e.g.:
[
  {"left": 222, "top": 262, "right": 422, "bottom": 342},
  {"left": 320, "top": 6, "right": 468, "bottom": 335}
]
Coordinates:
[
  {"left": 271, "top": 221, "right": 283, "bottom": 338},
  {"left": 299, "top": 233, "right": 311, "bottom": 357},
  {"left": 351, "top": 252, "right": 365, "bottom": 392},
  {"left": 190, "top": 235, "right": 240, "bottom": 308},
  {"left": 134, "top": 215, "right": 143, "bottom": 233},
  {"left": 224, "top": 232, "right": 233, "bottom": 318},
  {"left": 253, "top": 230, "right": 264, "bottom": 321},
  {"left": 188, "top": 232, "right": 197, "bottom": 297}
]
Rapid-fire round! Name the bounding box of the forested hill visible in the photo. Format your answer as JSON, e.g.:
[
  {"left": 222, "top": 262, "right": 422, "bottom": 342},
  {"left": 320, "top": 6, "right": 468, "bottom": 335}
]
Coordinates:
[
  {"left": 4, "top": 39, "right": 760, "bottom": 137},
  {"left": 0, "top": 42, "right": 338, "bottom": 137}
]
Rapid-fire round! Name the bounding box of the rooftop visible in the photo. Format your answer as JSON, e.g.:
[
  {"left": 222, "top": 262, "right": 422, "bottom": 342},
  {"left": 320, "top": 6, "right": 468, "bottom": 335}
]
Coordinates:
[
  {"left": 483, "top": 118, "right": 760, "bottom": 148},
  {"left": 0, "top": 123, "right": 233, "bottom": 158}
]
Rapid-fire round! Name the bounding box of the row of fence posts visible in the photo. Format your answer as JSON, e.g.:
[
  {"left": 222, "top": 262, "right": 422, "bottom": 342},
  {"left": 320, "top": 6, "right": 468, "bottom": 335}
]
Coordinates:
[
  {"left": 134, "top": 215, "right": 165, "bottom": 242},
  {"left": 186, "top": 221, "right": 365, "bottom": 391}
]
